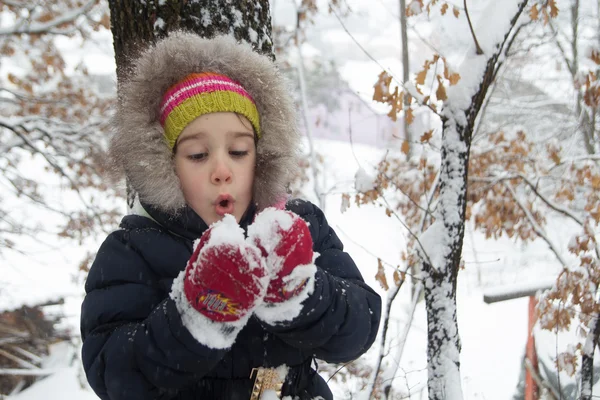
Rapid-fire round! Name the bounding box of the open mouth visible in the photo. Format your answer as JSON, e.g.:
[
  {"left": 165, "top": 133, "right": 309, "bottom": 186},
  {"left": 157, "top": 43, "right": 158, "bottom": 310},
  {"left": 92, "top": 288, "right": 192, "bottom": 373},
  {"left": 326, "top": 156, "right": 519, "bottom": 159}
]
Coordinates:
[{"left": 215, "top": 195, "right": 235, "bottom": 216}]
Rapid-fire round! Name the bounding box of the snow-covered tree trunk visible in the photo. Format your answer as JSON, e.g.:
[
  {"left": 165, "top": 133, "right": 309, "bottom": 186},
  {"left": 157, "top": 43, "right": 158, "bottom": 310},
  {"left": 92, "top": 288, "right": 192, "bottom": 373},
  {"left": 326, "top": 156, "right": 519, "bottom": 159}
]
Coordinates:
[
  {"left": 108, "top": 0, "right": 274, "bottom": 82},
  {"left": 580, "top": 312, "right": 600, "bottom": 400},
  {"left": 419, "top": 2, "right": 530, "bottom": 398}
]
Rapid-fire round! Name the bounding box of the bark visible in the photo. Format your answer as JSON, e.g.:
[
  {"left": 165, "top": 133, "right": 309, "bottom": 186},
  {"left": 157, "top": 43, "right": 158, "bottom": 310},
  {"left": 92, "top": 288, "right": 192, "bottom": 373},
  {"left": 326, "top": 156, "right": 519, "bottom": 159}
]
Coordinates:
[
  {"left": 108, "top": 0, "right": 274, "bottom": 83},
  {"left": 580, "top": 312, "right": 600, "bottom": 400}
]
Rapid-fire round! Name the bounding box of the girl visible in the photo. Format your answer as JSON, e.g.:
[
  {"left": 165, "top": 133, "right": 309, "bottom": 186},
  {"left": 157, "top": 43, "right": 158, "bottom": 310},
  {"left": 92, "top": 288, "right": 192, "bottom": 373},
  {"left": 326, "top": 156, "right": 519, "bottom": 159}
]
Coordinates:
[{"left": 80, "top": 31, "right": 381, "bottom": 400}]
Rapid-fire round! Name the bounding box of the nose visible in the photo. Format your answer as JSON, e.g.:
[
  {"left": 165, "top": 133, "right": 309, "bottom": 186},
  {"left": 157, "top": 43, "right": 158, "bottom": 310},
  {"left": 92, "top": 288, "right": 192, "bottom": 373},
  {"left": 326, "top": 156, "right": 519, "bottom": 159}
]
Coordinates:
[{"left": 210, "top": 156, "right": 232, "bottom": 185}]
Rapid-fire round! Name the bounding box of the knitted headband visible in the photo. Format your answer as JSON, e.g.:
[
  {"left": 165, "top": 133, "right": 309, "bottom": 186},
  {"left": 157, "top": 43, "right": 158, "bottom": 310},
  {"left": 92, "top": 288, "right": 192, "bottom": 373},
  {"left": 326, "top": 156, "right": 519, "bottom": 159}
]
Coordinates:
[{"left": 159, "top": 72, "right": 261, "bottom": 149}]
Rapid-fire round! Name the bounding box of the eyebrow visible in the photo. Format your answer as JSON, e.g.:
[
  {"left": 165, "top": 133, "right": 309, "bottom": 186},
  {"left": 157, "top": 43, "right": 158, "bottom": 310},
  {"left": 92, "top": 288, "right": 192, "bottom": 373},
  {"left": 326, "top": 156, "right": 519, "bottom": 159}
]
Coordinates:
[{"left": 177, "top": 131, "right": 254, "bottom": 146}]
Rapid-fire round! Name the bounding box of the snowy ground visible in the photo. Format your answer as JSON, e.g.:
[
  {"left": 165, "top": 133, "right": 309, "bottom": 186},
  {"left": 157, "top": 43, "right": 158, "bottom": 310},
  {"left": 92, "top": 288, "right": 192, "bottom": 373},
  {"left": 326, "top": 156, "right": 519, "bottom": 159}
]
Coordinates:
[{"left": 4, "top": 137, "right": 586, "bottom": 399}]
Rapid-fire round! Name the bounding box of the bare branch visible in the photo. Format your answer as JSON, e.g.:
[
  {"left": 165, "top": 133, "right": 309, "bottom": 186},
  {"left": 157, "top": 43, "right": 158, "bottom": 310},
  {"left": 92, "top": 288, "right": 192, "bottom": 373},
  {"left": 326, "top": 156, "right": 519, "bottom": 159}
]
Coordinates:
[
  {"left": 548, "top": 21, "right": 575, "bottom": 76},
  {"left": 463, "top": 0, "right": 484, "bottom": 55},
  {"left": 503, "top": 182, "right": 569, "bottom": 267},
  {"left": 329, "top": 6, "right": 438, "bottom": 115},
  {"left": 524, "top": 358, "right": 560, "bottom": 399},
  {"left": 0, "top": 0, "right": 97, "bottom": 36},
  {"left": 0, "top": 368, "right": 57, "bottom": 377},
  {"left": 0, "top": 348, "right": 39, "bottom": 370},
  {"left": 379, "top": 195, "right": 435, "bottom": 268}
]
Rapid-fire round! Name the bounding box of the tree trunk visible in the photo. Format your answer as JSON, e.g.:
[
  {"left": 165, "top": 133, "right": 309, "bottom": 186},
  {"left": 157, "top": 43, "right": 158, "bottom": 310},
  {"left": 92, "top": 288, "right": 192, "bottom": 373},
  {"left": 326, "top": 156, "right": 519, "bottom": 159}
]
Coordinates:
[
  {"left": 399, "top": 0, "right": 412, "bottom": 157},
  {"left": 108, "top": 0, "right": 274, "bottom": 83},
  {"left": 422, "top": 2, "right": 529, "bottom": 398},
  {"left": 580, "top": 310, "right": 600, "bottom": 400}
]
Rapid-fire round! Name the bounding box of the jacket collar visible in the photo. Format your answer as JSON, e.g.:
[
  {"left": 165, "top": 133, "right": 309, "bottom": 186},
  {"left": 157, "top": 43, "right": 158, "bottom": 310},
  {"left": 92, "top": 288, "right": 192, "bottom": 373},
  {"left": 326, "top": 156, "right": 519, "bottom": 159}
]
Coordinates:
[{"left": 140, "top": 200, "right": 257, "bottom": 241}]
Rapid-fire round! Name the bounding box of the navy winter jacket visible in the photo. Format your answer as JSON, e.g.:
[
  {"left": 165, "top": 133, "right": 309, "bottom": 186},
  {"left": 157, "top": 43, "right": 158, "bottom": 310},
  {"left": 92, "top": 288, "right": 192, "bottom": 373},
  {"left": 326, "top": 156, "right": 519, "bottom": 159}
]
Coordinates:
[{"left": 80, "top": 199, "right": 381, "bottom": 399}]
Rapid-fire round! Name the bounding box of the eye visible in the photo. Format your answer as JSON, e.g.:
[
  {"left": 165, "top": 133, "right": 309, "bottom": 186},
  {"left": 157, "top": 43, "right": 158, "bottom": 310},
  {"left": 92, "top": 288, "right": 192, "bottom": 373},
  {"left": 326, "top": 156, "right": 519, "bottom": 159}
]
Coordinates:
[
  {"left": 230, "top": 150, "right": 249, "bottom": 158},
  {"left": 188, "top": 153, "right": 207, "bottom": 161}
]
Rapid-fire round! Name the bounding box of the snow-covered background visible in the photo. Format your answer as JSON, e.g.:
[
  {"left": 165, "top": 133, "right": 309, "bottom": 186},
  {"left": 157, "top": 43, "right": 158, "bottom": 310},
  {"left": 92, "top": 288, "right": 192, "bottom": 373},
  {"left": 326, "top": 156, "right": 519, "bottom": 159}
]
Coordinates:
[
  {"left": 3, "top": 137, "right": 582, "bottom": 399},
  {"left": 3, "top": 0, "right": 599, "bottom": 398}
]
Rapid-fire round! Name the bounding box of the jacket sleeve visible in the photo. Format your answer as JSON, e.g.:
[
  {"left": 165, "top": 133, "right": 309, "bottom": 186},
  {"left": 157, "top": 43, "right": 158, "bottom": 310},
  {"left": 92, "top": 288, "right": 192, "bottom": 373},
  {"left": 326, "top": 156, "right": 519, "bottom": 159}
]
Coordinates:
[
  {"left": 264, "top": 200, "right": 382, "bottom": 364},
  {"left": 80, "top": 229, "right": 227, "bottom": 400}
]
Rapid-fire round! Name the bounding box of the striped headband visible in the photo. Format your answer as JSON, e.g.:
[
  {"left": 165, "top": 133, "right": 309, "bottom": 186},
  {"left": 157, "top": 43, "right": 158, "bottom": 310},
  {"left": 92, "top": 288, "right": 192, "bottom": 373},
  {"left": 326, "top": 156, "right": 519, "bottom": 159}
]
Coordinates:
[{"left": 159, "top": 72, "right": 261, "bottom": 149}]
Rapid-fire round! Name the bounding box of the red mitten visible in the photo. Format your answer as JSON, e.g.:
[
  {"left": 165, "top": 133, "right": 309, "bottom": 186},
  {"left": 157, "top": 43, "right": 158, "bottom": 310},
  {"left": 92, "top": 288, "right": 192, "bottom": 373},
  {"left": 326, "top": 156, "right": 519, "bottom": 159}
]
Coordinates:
[
  {"left": 172, "top": 215, "right": 268, "bottom": 347},
  {"left": 248, "top": 208, "right": 317, "bottom": 307},
  {"left": 183, "top": 216, "right": 267, "bottom": 322}
]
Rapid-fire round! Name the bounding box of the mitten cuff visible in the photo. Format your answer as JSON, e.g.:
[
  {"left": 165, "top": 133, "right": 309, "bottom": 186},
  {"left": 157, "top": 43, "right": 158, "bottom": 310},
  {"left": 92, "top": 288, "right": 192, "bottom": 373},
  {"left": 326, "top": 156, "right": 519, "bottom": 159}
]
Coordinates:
[
  {"left": 170, "top": 270, "right": 248, "bottom": 349},
  {"left": 254, "top": 263, "right": 317, "bottom": 325}
]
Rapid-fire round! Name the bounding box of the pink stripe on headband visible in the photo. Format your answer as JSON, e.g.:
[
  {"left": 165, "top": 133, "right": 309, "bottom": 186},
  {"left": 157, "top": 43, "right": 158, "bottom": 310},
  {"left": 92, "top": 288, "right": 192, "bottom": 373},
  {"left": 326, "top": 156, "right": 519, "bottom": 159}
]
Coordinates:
[
  {"left": 161, "top": 78, "right": 252, "bottom": 112},
  {"left": 164, "top": 73, "right": 238, "bottom": 97},
  {"left": 160, "top": 82, "right": 254, "bottom": 125}
]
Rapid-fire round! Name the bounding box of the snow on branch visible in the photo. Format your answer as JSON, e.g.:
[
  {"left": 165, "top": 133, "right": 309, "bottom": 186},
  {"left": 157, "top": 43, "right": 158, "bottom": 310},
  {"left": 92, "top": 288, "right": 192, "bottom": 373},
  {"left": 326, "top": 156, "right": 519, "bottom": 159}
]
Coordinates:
[
  {"left": 483, "top": 278, "right": 556, "bottom": 303},
  {"left": 0, "top": 0, "right": 97, "bottom": 36}
]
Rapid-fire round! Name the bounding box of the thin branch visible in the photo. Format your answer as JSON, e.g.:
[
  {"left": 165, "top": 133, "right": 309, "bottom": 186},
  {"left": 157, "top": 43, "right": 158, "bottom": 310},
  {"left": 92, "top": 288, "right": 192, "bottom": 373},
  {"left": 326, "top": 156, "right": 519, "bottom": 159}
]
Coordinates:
[
  {"left": 548, "top": 21, "right": 575, "bottom": 76},
  {"left": 0, "top": 0, "right": 97, "bottom": 36},
  {"left": 516, "top": 173, "right": 584, "bottom": 226},
  {"left": 504, "top": 182, "right": 569, "bottom": 268},
  {"left": 382, "top": 172, "right": 433, "bottom": 215},
  {"left": 463, "top": 0, "right": 484, "bottom": 55},
  {"left": 385, "top": 282, "right": 422, "bottom": 394},
  {"left": 10, "top": 346, "right": 43, "bottom": 364},
  {"left": 470, "top": 171, "right": 590, "bottom": 230},
  {"left": 0, "top": 88, "right": 71, "bottom": 105},
  {"left": 0, "top": 368, "right": 56, "bottom": 376},
  {"left": 367, "top": 282, "right": 402, "bottom": 399},
  {"left": 2, "top": 122, "right": 107, "bottom": 226},
  {"left": 329, "top": 6, "right": 438, "bottom": 115},
  {"left": 524, "top": 358, "right": 559, "bottom": 400},
  {"left": 333, "top": 224, "right": 419, "bottom": 279},
  {"left": 379, "top": 195, "right": 435, "bottom": 268},
  {"left": 0, "top": 348, "right": 39, "bottom": 370}
]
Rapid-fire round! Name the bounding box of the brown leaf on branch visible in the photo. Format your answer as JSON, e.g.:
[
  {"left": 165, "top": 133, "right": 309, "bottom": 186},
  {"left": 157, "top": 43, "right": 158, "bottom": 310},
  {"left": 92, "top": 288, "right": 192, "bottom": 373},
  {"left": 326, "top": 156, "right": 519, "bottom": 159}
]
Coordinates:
[
  {"left": 448, "top": 72, "right": 461, "bottom": 85},
  {"left": 440, "top": 3, "right": 448, "bottom": 15},
  {"left": 436, "top": 76, "right": 447, "bottom": 101},
  {"left": 393, "top": 270, "right": 405, "bottom": 287},
  {"left": 406, "top": 108, "right": 415, "bottom": 124},
  {"left": 401, "top": 140, "right": 410, "bottom": 155},
  {"left": 549, "top": 0, "right": 559, "bottom": 18},
  {"left": 373, "top": 71, "right": 392, "bottom": 102},
  {"left": 406, "top": 0, "right": 424, "bottom": 17},
  {"left": 421, "top": 130, "right": 433, "bottom": 142},
  {"left": 416, "top": 69, "right": 428, "bottom": 85},
  {"left": 453, "top": 6, "right": 460, "bottom": 18},
  {"left": 529, "top": 4, "right": 539, "bottom": 21},
  {"left": 376, "top": 259, "right": 389, "bottom": 290}
]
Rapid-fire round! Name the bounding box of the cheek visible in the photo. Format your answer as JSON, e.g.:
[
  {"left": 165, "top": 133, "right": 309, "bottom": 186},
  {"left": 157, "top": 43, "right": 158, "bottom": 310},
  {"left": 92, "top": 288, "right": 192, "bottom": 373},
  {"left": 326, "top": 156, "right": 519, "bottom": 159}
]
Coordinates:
[
  {"left": 175, "top": 162, "right": 200, "bottom": 196},
  {"left": 245, "top": 158, "right": 256, "bottom": 192}
]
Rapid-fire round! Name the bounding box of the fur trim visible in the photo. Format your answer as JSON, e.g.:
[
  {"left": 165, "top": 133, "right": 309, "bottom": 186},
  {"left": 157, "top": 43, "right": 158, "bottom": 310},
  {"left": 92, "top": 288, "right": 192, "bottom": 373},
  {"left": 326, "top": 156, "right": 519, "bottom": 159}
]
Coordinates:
[{"left": 109, "top": 32, "right": 301, "bottom": 215}]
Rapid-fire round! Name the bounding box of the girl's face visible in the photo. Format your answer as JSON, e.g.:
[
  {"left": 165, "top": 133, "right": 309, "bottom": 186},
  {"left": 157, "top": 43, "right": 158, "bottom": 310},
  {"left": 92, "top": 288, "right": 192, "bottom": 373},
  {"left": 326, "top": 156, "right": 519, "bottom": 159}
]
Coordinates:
[{"left": 174, "top": 112, "right": 256, "bottom": 226}]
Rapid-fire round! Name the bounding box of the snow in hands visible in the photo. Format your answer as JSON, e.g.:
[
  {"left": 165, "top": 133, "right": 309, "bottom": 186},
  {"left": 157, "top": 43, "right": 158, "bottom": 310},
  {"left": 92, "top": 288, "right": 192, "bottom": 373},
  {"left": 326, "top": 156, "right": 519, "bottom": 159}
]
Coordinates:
[
  {"left": 172, "top": 210, "right": 317, "bottom": 348},
  {"left": 248, "top": 208, "right": 318, "bottom": 324},
  {"left": 171, "top": 214, "right": 270, "bottom": 349}
]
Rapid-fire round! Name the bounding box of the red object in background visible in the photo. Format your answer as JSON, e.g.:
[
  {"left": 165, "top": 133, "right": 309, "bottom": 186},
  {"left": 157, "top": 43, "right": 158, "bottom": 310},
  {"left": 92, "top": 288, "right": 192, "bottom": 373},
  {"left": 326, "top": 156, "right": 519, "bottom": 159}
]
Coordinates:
[{"left": 525, "top": 295, "right": 539, "bottom": 400}]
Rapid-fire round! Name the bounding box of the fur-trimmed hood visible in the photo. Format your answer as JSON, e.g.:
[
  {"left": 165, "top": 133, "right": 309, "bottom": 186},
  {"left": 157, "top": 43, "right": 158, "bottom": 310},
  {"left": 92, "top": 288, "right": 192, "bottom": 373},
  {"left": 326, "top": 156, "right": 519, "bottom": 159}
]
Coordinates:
[{"left": 109, "top": 32, "right": 301, "bottom": 215}]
